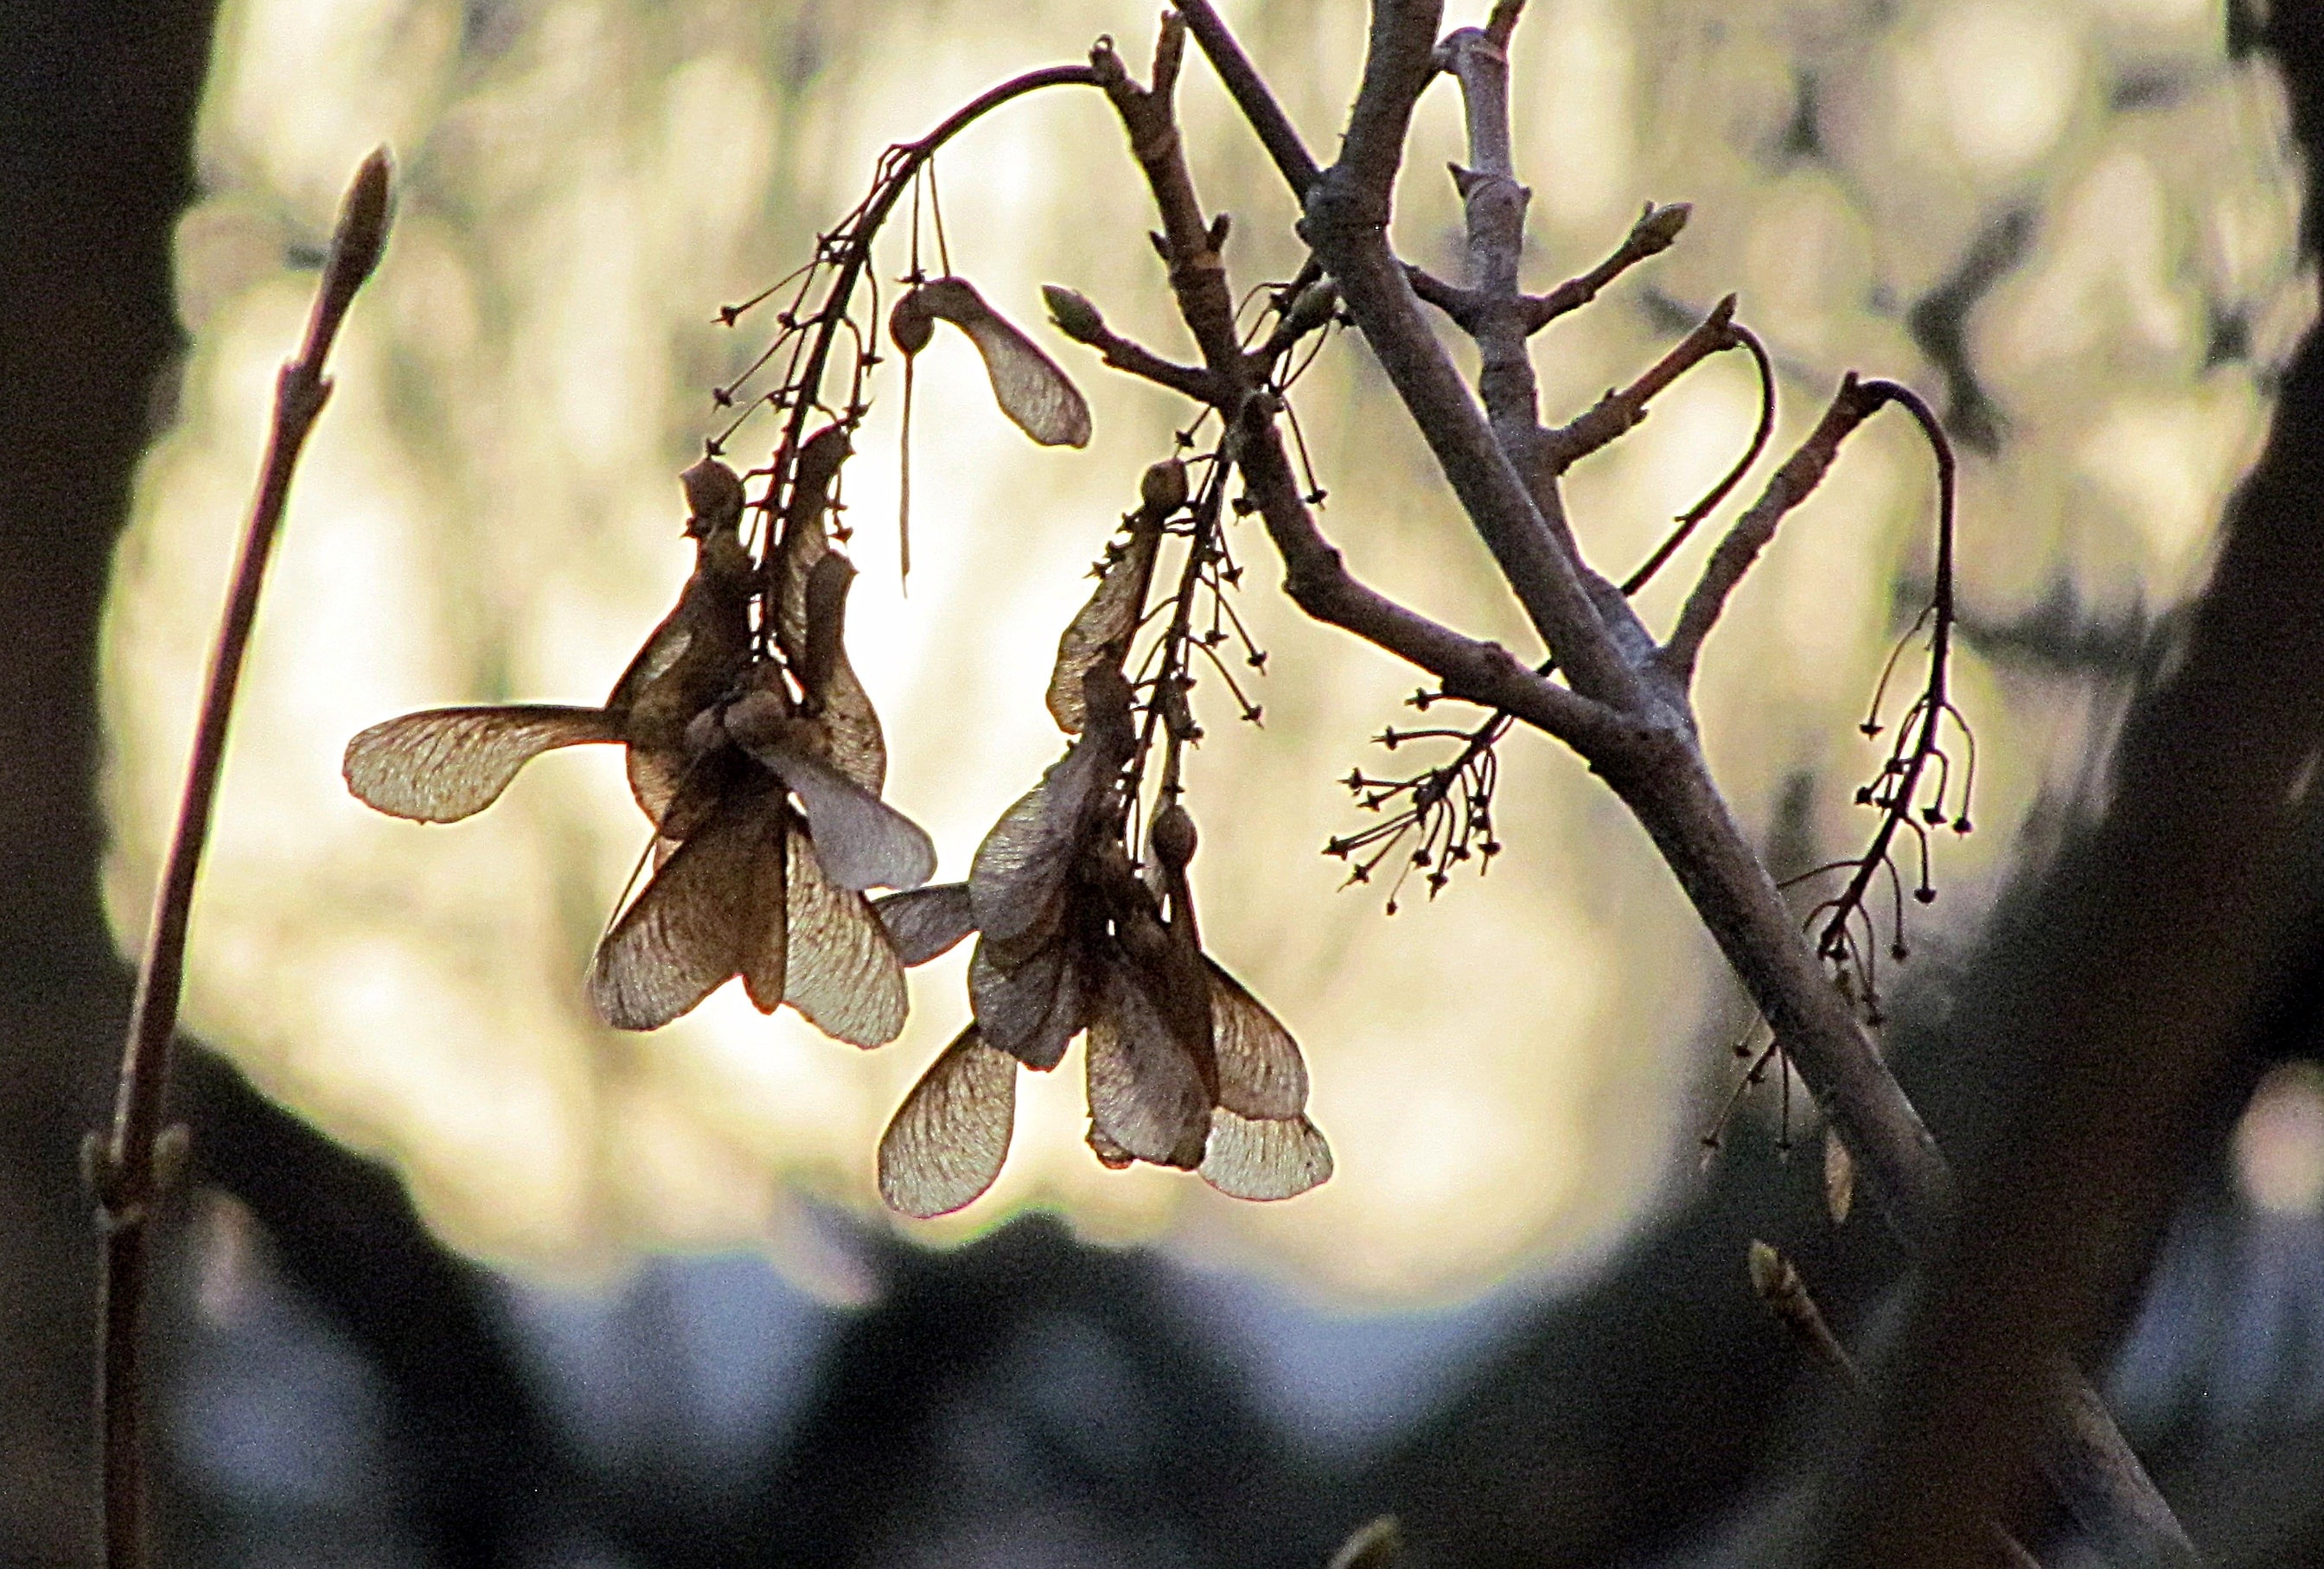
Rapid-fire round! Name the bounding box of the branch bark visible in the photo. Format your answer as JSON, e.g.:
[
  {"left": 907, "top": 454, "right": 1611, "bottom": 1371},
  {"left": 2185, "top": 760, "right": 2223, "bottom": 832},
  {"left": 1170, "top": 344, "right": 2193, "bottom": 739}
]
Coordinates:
[
  {"left": 1171, "top": 2, "right": 2194, "bottom": 1559},
  {"left": 93, "top": 147, "right": 392, "bottom": 1569}
]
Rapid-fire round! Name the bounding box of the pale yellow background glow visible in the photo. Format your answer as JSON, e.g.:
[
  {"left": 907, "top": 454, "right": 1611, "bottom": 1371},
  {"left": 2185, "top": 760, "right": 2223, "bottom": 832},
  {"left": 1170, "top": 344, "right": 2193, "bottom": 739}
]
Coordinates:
[{"left": 104, "top": 0, "right": 2306, "bottom": 1302}]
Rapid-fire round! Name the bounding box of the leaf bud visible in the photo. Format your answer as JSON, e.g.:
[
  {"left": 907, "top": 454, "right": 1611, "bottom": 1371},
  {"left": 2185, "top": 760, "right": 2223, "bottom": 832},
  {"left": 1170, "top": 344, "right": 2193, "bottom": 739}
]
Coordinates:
[
  {"left": 1285, "top": 278, "right": 1340, "bottom": 336},
  {"left": 1042, "top": 284, "right": 1108, "bottom": 345},
  {"left": 1634, "top": 201, "right": 1691, "bottom": 253},
  {"left": 1140, "top": 457, "right": 1189, "bottom": 513}
]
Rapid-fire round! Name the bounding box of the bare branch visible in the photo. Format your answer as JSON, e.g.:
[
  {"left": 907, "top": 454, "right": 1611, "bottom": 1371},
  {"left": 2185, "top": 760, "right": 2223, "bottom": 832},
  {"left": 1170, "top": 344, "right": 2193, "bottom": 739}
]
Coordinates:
[
  {"left": 1547, "top": 294, "right": 1743, "bottom": 469},
  {"left": 1172, "top": 0, "right": 1322, "bottom": 198},
  {"left": 1403, "top": 261, "right": 1478, "bottom": 328},
  {"left": 1661, "top": 373, "right": 1885, "bottom": 684},
  {"left": 1091, "top": 26, "right": 1245, "bottom": 381},
  {"left": 97, "top": 147, "right": 394, "bottom": 1569},
  {"left": 1236, "top": 397, "right": 1628, "bottom": 757},
  {"left": 1306, "top": 0, "right": 1643, "bottom": 709},
  {"left": 1522, "top": 201, "right": 1692, "bottom": 334}
]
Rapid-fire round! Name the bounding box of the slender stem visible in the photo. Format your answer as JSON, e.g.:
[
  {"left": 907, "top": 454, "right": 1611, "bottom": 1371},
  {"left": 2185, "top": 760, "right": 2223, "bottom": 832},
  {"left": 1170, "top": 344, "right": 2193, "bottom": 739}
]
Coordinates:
[{"left": 95, "top": 148, "right": 393, "bottom": 1569}]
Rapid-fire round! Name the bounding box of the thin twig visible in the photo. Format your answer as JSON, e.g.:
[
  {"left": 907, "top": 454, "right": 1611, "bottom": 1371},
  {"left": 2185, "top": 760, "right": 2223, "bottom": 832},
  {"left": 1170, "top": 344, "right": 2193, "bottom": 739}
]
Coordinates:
[
  {"left": 1172, "top": 0, "right": 1321, "bottom": 198},
  {"left": 1662, "top": 373, "right": 1885, "bottom": 683},
  {"left": 1749, "top": 1243, "right": 2046, "bottom": 1569},
  {"left": 1546, "top": 293, "right": 1743, "bottom": 469},
  {"left": 93, "top": 147, "right": 394, "bottom": 1569}
]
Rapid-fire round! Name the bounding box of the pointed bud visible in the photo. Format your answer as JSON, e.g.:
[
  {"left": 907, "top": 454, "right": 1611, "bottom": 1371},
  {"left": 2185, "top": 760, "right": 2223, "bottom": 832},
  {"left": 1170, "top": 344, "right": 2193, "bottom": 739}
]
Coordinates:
[
  {"left": 1286, "top": 278, "right": 1340, "bottom": 336},
  {"left": 1042, "top": 284, "right": 1108, "bottom": 345},
  {"left": 1634, "top": 201, "right": 1691, "bottom": 253}
]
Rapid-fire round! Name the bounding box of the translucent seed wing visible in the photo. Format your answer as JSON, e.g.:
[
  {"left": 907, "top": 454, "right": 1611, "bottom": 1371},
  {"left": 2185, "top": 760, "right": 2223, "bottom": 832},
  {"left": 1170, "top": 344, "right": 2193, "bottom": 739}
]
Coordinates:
[
  {"left": 914, "top": 277, "right": 1092, "bottom": 448},
  {"left": 1206, "top": 960, "right": 1309, "bottom": 1119},
  {"left": 872, "top": 883, "right": 976, "bottom": 966},
  {"left": 967, "top": 713, "right": 1125, "bottom": 944},
  {"left": 784, "top": 822, "right": 908, "bottom": 1047},
  {"left": 1084, "top": 962, "right": 1210, "bottom": 1170},
  {"left": 967, "top": 934, "right": 1090, "bottom": 1071},
  {"left": 1199, "top": 1111, "right": 1332, "bottom": 1201},
  {"left": 737, "top": 732, "right": 935, "bottom": 892},
  {"left": 878, "top": 1025, "right": 1018, "bottom": 1218},
  {"left": 344, "top": 705, "right": 622, "bottom": 823},
  {"left": 1046, "top": 512, "right": 1161, "bottom": 734},
  {"left": 605, "top": 611, "right": 691, "bottom": 714},
  {"left": 588, "top": 798, "right": 765, "bottom": 1030}
]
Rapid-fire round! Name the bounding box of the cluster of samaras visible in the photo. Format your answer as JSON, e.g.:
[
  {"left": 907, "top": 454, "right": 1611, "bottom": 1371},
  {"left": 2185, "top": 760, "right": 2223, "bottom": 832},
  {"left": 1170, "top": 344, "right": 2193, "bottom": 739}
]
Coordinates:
[{"left": 347, "top": 400, "right": 1328, "bottom": 1216}]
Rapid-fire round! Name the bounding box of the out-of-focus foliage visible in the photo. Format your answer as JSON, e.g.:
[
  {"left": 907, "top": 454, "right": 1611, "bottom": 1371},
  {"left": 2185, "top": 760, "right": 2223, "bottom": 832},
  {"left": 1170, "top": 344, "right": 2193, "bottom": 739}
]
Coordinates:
[{"left": 102, "top": 0, "right": 2307, "bottom": 1300}]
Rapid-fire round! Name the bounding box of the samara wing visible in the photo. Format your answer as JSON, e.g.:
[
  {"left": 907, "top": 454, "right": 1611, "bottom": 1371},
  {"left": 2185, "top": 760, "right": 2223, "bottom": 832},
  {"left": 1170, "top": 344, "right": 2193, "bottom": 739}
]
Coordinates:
[
  {"left": 1084, "top": 961, "right": 1210, "bottom": 1170},
  {"left": 1205, "top": 960, "right": 1309, "bottom": 1119},
  {"left": 783, "top": 819, "right": 908, "bottom": 1047},
  {"left": 901, "top": 277, "right": 1091, "bottom": 449},
  {"left": 878, "top": 1025, "right": 1018, "bottom": 1218},
  {"left": 967, "top": 934, "right": 1091, "bottom": 1071},
  {"left": 588, "top": 796, "right": 772, "bottom": 1030},
  {"left": 344, "top": 705, "right": 622, "bottom": 823},
  {"left": 734, "top": 728, "right": 935, "bottom": 893},
  {"left": 1199, "top": 1110, "right": 1332, "bottom": 1201},
  {"left": 872, "top": 883, "right": 976, "bottom": 966},
  {"left": 1045, "top": 510, "right": 1160, "bottom": 735}
]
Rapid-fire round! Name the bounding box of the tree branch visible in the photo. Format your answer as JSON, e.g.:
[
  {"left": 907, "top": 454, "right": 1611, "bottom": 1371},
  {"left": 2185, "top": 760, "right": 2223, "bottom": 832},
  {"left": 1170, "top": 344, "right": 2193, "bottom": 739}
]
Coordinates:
[
  {"left": 1172, "top": 0, "right": 1321, "bottom": 199},
  {"left": 1304, "top": 0, "right": 1644, "bottom": 710},
  {"left": 1523, "top": 201, "right": 1692, "bottom": 335},
  {"left": 1661, "top": 373, "right": 1883, "bottom": 685},
  {"left": 93, "top": 147, "right": 393, "bottom": 1569},
  {"left": 1235, "top": 397, "right": 1627, "bottom": 756},
  {"left": 1546, "top": 294, "right": 1742, "bottom": 470}
]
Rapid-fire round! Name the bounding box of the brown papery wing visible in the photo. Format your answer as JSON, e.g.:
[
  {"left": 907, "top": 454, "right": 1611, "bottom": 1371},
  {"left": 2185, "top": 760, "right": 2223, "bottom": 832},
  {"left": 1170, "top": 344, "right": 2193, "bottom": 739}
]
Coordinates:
[
  {"left": 872, "top": 883, "right": 975, "bottom": 966},
  {"left": 604, "top": 609, "right": 690, "bottom": 715},
  {"left": 878, "top": 1025, "right": 1018, "bottom": 1218},
  {"left": 1206, "top": 960, "right": 1309, "bottom": 1119},
  {"left": 1199, "top": 1111, "right": 1332, "bottom": 1201},
  {"left": 967, "top": 724, "right": 1121, "bottom": 945},
  {"left": 737, "top": 733, "right": 935, "bottom": 892},
  {"left": 345, "top": 705, "right": 622, "bottom": 823},
  {"left": 1084, "top": 961, "right": 1210, "bottom": 1170},
  {"left": 784, "top": 820, "right": 907, "bottom": 1047},
  {"left": 589, "top": 800, "right": 769, "bottom": 1030},
  {"left": 913, "top": 277, "right": 1092, "bottom": 449},
  {"left": 1046, "top": 512, "right": 1161, "bottom": 735},
  {"left": 967, "top": 935, "right": 1090, "bottom": 1071}
]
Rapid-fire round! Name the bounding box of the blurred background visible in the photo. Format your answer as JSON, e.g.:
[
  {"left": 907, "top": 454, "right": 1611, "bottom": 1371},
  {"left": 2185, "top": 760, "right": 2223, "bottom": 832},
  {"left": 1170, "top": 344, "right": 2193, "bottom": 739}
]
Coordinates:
[{"left": 8, "top": 0, "right": 2324, "bottom": 1563}]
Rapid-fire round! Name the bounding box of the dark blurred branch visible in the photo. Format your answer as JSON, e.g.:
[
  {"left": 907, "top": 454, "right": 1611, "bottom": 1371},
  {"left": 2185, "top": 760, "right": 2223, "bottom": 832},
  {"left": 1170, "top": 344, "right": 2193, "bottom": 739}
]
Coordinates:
[
  {"left": 93, "top": 147, "right": 393, "bottom": 1569},
  {"left": 1823, "top": 18, "right": 2324, "bottom": 1559}
]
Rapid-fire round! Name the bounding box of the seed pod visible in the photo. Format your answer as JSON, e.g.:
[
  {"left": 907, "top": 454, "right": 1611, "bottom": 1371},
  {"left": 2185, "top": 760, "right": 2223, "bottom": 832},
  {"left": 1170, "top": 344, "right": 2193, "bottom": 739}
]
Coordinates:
[
  {"left": 1150, "top": 800, "right": 1197, "bottom": 871},
  {"left": 889, "top": 290, "right": 935, "bottom": 356},
  {"left": 1140, "top": 457, "right": 1188, "bottom": 513}
]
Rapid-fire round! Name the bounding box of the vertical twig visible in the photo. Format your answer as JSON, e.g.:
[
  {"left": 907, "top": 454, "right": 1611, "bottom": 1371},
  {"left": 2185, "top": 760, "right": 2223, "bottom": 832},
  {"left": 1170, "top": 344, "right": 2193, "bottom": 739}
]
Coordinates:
[{"left": 92, "top": 146, "right": 393, "bottom": 1569}]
